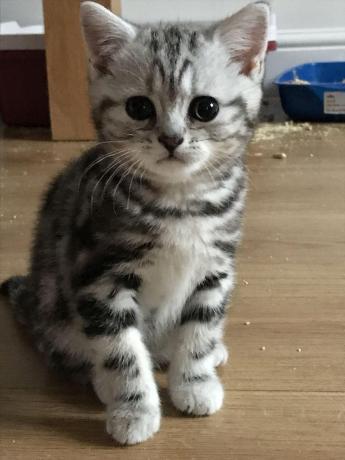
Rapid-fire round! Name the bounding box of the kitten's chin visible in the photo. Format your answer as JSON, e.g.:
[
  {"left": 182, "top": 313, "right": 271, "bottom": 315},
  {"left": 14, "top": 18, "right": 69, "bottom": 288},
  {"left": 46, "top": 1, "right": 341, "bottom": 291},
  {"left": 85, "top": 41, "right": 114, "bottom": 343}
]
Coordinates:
[{"left": 147, "top": 160, "right": 202, "bottom": 184}]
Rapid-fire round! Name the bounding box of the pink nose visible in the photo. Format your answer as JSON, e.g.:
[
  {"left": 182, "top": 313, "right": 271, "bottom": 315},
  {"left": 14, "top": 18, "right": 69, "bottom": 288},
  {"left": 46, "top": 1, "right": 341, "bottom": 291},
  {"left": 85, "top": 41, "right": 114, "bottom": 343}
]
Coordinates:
[{"left": 158, "top": 134, "right": 184, "bottom": 153}]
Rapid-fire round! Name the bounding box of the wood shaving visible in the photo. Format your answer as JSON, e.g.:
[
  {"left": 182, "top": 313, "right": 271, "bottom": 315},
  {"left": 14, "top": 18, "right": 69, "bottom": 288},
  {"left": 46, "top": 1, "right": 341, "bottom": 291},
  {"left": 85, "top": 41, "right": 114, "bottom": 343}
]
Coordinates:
[
  {"left": 243, "top": 279, "right": 249, "bottom": 286},
  {"left": 272, "top": 152, "right": 287, "bottom": 159}
]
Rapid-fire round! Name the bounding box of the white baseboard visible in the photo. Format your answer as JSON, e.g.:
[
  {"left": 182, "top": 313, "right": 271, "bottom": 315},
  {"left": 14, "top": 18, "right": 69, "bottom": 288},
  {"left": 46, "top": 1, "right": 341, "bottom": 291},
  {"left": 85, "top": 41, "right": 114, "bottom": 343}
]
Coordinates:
[{"left": 278, "top": 27, "right": 345, "bottom": 48}]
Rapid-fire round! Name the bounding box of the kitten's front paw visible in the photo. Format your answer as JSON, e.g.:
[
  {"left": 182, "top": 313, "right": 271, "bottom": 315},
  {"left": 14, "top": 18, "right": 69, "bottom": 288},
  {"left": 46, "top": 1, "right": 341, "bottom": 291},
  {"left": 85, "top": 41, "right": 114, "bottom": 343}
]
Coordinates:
[
  {"left": 106, "top": 403, "right": 160, "bottom": 445},
  {"left": 170, "top": 376, "right": 224, "bottom": 416}
]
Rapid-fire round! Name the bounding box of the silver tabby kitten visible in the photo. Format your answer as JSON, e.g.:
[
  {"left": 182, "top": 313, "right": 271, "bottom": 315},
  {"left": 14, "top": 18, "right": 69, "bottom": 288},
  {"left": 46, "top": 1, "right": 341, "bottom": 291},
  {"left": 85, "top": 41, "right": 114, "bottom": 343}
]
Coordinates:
[{"left": 1, "top": 1, "right": 269, "bottom": 445}]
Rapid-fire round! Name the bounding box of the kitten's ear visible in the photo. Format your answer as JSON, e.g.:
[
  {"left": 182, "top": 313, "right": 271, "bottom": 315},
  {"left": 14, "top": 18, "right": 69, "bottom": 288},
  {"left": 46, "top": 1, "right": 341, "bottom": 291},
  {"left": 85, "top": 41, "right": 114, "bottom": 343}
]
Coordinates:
[
  {"left": 80, "top": 1, "right": 137, "bottom": 69},
  {"left": 214, "top": 1, "right": 270, "bottom": 76}
]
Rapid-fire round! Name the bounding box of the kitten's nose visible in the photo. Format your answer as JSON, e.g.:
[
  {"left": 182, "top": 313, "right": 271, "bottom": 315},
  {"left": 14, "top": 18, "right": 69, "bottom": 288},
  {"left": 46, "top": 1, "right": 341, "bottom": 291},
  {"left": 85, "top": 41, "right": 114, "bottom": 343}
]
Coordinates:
[{"left": 158, "top": 134, "right": 184, "bottom": 153}]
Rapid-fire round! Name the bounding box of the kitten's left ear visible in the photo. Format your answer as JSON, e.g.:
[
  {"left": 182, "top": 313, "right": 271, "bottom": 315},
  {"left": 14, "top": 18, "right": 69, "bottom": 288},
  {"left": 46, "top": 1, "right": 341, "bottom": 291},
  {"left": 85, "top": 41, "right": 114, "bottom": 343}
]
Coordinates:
[
  {"left": 214, "top": 1, "right": 270, "bottom": 76},
  {"left": 80, "top": 1, "right": 137, "bottom": 70}
]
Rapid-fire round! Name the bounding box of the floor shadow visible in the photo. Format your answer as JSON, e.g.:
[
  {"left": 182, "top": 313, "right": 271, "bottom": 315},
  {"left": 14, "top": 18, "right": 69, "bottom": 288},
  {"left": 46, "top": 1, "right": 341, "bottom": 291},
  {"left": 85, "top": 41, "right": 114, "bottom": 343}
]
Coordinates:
[
  {"left": 0, "top": 124, "right": 51, "bottom": 141},
  {"left": 0, "top": 413, "right": 123, "bottom": 448}
]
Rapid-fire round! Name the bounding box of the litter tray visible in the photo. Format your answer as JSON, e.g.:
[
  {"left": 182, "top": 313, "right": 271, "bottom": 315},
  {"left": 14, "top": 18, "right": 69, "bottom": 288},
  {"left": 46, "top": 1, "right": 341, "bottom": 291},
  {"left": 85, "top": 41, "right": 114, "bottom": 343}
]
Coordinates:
[{"left": 275, "top": 62, "right": 345, "bottom": 122}]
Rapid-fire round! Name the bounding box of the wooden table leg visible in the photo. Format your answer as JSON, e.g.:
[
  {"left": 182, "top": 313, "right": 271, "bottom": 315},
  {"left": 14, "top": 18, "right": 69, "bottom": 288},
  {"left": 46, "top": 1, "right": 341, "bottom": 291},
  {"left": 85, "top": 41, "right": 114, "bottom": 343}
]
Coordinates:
[{"left": 43, "top": 0, "right": 121, "bottom": 141}]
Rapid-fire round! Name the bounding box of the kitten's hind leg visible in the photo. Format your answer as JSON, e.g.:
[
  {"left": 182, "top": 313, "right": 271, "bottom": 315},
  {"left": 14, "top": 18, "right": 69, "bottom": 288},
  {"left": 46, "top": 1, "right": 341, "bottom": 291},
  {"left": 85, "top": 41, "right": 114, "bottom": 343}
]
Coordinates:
[{"left": 77, "top": 284, "right": 160, "bottom": 445}]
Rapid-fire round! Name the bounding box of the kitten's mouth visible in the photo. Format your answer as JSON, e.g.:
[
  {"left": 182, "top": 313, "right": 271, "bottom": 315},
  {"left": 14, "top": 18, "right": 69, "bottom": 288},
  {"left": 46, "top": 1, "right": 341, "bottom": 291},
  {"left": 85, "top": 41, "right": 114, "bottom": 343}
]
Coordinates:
[{"left": 157, "top": 154, "right": 185, "bottom": 165}]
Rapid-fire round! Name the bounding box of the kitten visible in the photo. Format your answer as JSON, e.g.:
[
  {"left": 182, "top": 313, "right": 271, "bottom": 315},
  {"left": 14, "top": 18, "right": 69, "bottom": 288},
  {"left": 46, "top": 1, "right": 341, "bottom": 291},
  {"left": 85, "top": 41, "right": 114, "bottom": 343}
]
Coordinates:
[{"left": 1, "top": 1, "right": 269, "bottom": 445}]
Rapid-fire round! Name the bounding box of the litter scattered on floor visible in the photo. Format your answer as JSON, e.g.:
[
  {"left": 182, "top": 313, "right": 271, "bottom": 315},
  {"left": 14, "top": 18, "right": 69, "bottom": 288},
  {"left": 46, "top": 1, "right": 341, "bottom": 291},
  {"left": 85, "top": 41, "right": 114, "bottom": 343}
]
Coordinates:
[
  {"left": 253, "top": 122, "right": 313, "bottom": 142},
  {"left": 260, "top": 346, "right": 266, "bottom": 351},
  {"left": 272, "top": 152, "right": 287, "bottom": 159},
  {"left": 296, "top": 348, "right": 302, "bottom": 353},
  {"left": 244, "top": 321, "right": 251, "bottom": 326},
  {"left": 243, "top": 279, "right": 249, "bottom": 286}
]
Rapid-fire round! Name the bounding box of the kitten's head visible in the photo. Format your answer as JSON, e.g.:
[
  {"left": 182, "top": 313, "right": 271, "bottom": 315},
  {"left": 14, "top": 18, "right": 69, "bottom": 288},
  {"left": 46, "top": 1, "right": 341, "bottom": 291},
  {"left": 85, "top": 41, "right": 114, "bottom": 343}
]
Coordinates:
[{"left": 81, "top": 1, "right": 269, "bottom": 184}]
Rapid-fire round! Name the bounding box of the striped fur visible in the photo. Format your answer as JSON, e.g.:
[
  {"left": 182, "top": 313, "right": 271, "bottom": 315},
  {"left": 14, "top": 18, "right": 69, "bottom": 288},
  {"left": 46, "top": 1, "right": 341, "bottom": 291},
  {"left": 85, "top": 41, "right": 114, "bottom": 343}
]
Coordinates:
[{"left": 0, "top": 1, "right": 270, "bottom": 445}]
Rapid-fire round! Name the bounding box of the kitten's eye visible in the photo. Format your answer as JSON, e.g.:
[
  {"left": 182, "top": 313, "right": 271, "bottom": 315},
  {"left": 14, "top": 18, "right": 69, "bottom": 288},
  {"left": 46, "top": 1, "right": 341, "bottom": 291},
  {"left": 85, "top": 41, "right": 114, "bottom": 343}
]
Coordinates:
[
  {"left": 189, "top": 96, "right": 219, "bottom": 122},
  {"left": 126, "top": 96, "right": 155, "bottom": 121}
]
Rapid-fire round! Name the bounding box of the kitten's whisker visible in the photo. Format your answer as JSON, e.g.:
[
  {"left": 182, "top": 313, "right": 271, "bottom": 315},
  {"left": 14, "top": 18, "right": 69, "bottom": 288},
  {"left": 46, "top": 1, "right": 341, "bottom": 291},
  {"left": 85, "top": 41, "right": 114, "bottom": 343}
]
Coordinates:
[
  {"left": 101, "top": 155, "right": 136, "bottom": 202},
  {"left": 90, "top": 153, "right": 134, "bottom": 211},
  {"left": 111, "top": 161, "right": 139, "bottom": 215},
  {"left": 127, "top": 160, "right": 143, "bottom": 210},
  {"left": 78, "top": 149, "right": 133, "bottom": 191},
  {"left": 100, "top": 155, "right": 135, "bottom": 201},
  {"left": 203, "top": 163, "right": 217, "bottom": 188}
]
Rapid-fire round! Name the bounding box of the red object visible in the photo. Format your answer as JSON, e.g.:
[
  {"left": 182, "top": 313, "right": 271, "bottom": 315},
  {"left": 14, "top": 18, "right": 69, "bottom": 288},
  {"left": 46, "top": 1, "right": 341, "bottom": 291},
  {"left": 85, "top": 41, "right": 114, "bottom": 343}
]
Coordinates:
[
  {"left": 267, "top": 40, "right": 278, "bottom": 52},
  {"left": 0, "top": 50, "right": 50, "bottom": 126}
]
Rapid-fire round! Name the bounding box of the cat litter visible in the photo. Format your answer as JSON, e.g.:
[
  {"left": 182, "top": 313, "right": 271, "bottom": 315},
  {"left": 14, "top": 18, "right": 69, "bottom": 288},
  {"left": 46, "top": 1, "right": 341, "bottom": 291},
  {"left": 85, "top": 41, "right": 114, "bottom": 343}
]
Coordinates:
[{"left": 290, "top": 70, "right": 310, "bottom": 86}]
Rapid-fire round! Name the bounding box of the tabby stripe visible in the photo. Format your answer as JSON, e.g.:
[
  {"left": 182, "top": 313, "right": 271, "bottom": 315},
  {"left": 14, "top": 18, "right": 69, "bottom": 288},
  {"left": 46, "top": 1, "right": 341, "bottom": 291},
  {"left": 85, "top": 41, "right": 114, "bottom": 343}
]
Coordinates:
[
  {"left": 189, "top": 31, "right": 198, "bottom": 51},
  {"left": 150, "top": 30, "right": 159, "bottom": 53},
  {"left": 178, "top": 59, "right": 192, "bottom": 85},
  {"left": 123, "top": 177, "right": 245, "bottom": 219},
  {"left": 73, "top": 243, "right": 153, "bottom": 288},
  {"left": 196, "top": 273, "right": 228, "bottom": 291},
  {"left": 191, "top": 340, "right": 217, "bottom": 360},
  {"left": 49, "top": 348, "right": 92, "bottom": 375},
  {"left": 104, "top": 354, "right": 139, "bottom": 377},
  {"left": 180, "top": 304, "right": 226, "bottom": 325},
  {"left": 113, "top": 273, "right": 142, "bottom": 291},
  {"left": 153, "top": 58, "right": 166, "bottom": 83},
  {"left": 224, "top": 96, "right": 255, "bottom": 128},
  {"left": 78, "top": 298, "right": 136, "bottom": 337},
  {"left": 98, "top": 98, "right": 120, "bottom": 114},
  {"left": 118, "top": 392, "right": 144, "bottom": 403},
  {"left": 104, "top": 353, "right": 136, "bottom": 370},
  {"left": 182, "top": 373, "right": 211, "bottom": 383},
  {"left": 214, "top": 240, "right": 236, "bottom": 257}
]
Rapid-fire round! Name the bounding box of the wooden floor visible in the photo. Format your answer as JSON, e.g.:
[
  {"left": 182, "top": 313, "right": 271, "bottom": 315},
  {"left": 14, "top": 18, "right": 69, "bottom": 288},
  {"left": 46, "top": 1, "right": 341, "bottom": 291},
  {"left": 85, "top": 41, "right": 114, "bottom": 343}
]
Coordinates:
[{"left": 0, "top": 124, "right": 345, "bottom": 459}]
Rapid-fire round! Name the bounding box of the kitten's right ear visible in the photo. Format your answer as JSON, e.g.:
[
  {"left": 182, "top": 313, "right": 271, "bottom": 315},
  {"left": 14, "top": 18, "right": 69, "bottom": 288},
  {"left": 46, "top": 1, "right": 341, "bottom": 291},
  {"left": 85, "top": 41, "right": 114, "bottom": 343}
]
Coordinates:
[{"left": 80, "top": 1, "right": 137, "bottom": 69}]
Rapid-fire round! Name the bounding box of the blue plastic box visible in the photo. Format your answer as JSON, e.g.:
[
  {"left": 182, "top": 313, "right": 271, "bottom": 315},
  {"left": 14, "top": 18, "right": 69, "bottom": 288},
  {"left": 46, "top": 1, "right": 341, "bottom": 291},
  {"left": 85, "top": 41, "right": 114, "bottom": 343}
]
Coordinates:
[{"left": 275, "top": 62, "right": 345, "bottom": 122}]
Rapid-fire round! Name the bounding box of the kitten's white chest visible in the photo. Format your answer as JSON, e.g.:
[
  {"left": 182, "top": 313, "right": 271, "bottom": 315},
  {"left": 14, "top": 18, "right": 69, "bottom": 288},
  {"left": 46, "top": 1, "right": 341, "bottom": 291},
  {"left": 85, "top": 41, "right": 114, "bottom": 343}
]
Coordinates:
[{"left": 136, "top": 219, "right": 211, "bottom": 322}]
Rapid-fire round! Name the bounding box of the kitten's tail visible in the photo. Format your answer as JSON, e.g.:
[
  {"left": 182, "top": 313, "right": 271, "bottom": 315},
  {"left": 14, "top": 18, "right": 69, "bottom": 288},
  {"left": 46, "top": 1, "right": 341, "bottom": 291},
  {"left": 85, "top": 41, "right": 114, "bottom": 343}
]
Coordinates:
[{"left": 0, "top": 275, "right": 32, "bottom": 324}]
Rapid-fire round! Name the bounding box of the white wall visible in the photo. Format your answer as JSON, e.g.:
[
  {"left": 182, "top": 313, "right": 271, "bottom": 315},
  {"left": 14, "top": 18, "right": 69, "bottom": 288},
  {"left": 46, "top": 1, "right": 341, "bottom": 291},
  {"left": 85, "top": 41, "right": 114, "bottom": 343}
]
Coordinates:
[
  {"left": 0, "top": 0, "right": 43, "bottom": 26},
  {"left": 122, "top": 0, "right": 345, "bottom": 30},
  {"left": 2, "top": 0, "right": 345, "bottom": 32}
]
